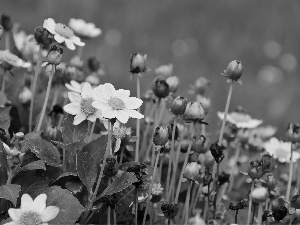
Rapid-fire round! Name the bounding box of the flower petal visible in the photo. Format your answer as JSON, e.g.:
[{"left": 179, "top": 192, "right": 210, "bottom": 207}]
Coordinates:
[
  {"left": 115, "top": 89, "right": 130, "bottom": 101},
  {"left": 73, "top": 111, "right": 86, "bottom": 125},
  {"left": 43, "top": 18, "right": 56, "bottom": 34},
  {"left": 124, "top": 97, "right": 143, "bottom": 110},
  {"left": 125, "top": 109, "right": 144, "bottom": 119},
  {"left": 102, "top": 108, "right": 116, "bottom": 119},
  {"left": 40, "top": 206, "right": 59, "bottom": 222},
  {"left": 68, "top": 92, "right": 82, "bottom": 103},
  {"left": 21, "top": 194, "right": 34, "bottom": 211},
  {"left": 115, "top": 110, "right": 130, "bottom": 124},
  {"left": 92, "top": 85, "right": 105, "bottom": 101},
  {"left": 92, "top": 101, "right": 111, "bottom": 111},
  {"left": 101, "top": 83, "right": 116, "bottom": 100},
  {"left": 33, "top": 194, "right": 47, "bottom": 213},
  {"left": 87, "top": 114, "right": 97, "bottom": 122},
  {"left": 53, "top": 34, "right": 65, "bottom": 44},
  {"left": 64, "top": 39, "right": 76, "bottom": 50},
  {"left": 8, "top": 208, "right": 22, "bottom": 221},
  {"left": 63, "top": 103, "right": 80, "bottom": 115},
  {"left": 70, "top": 36, "right": 85, "bottom": 46},
  {"left": 81, "top": 82, "right": 93, "bottom": 99}
]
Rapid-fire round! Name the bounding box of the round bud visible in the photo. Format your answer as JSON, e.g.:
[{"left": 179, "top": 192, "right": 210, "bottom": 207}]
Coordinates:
[
  {"left": 152, "top": 77, "right": 169, "bottom": 98},
  {"left": 171, "top": 96, "right": 187, "bottom": 116},
  {"left": 1, "top": 14, "right": 13, "bottom": 31},
  {"left": 248, "top": 166, "right": 263, "bottom": 180},
  {"left": 200, "top": 152, "right": 215, "bottom": 169},
  {"left": 166, "top": 76, "right": 179, "bottom": 93},
  {"left": 179, "top": 139, "right": 190, "bottom": 153},
  {"left": 103, "top": 156, "right": 118, "bottom": 177},
  {"left": 47, "top": 45, "right": 63, "bottom": 66},
  {"left": 183, "top": 162, "right": 201, "bottom": 180},
  {"left": 33, "top": 26, "right": 51, "bottom": 47},
  {"left": 251, "top": 187, "right": 269, "bottom": 203},
  {"left": 196, "top": 95, "right": 211, "bottom": 114},
  {"left": 191, "top": 135, "right": 207, "bottom": 154},
  {"left": 224, "top": 60, "right": 243, "bottom": 81},
  {"left": 130, "top": 53, "right": 147, "bottom": 74},
  {"left": 152, "top": 126, "right": 169, "bottom": 146},
  {"left": 183, "top": 102, "right": 204, "bottom": 122}
]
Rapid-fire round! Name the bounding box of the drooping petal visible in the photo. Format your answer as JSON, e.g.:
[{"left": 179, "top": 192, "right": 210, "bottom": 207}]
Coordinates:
[
  {"left": 115, "top": 89, "right": 130, "bottom": 101},
  {"left": 63, "top": 103, "right": 81, "bottom": 115},
  {"left": 43, "top": 18, "right": 56, "bottom": 34},
  {"left": 64, "top": 39, "right": 76, "bottom": 50},
  {"left": 125, "top": 109, "right": 144, "bottom": 119},
  {"left": 8, "top": 208, "right": 22, "bottom": 221},
  {"left": 101, "top": 83, "right": 116, "bottom": 100},
  {"left": 20, "top": 194, "right": 34, "bottom": 211},
  {"left": 102, "top": 108, "right": 116, "bottom": 119},
  {"left": 124, "top": 97, "right": 143, "bottom": 110},
  {"left": 32, "top": 194, "right": 47, "bottom": 213},
  {"left": 40, "top": 206, "right": 59, "bottom": 222},
  {"left": 115, "top": 110, "right": 130, "bottom": 124},
  {"left": 73, "top": 111, "right": 86, "bottom": 125},
  {"left": 81, "top": 82, "right": 93, "bottom": 98},
  {"left": 92, "top": 101, "right": 111, "bottom": 111},
  {"left": 53, "top": 34, "right": 65, "bottom": 44},
  {"left": 70, "top": 36, "right": 85, "bottom": 46},
  {"left": 68, "top": 92, "right": 82, "bottom": 103}
]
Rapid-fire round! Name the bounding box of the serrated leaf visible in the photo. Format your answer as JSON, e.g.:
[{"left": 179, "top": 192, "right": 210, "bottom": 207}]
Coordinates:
[
  {"left": 23, "top": 138, "right": 61, "bottom": 167},
  {"left": 45, "top": 186, "right": 84, "bottom": 225},
  {"left": 62, "top": 115, "right": 88, "bottom": 145},
  {"left": 0, "top": 144, "right": 8, "bottom": 185},
  {"left": 0, "top": 106, "right": 11, "bottom": 130},
  {"left": 19, "top": 160, "right": 46, "bottom": 172},
  {"left": 0, "top": 184, "right": 21, "bottom": 206},
  {"left": 99, "top": 172, "right": 138, "bottom": 198}
]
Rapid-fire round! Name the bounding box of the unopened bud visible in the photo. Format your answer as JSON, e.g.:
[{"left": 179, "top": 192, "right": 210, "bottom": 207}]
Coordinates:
[
  {"left": 196, "top": 95, "right": 211, "bottom": 114},
  {"left": 183, "top": 102, "right": 205, "bottom": 122},
  {"left": 223, "top": 60, "right": 243, "bottom": 82},
  {"left": 33, "top": 26, "right": 51, "bottom": 47},
  {"left": 218, "top": 172, "right": 230, "bottom": 186},
  {"left": 1, "top": 14, "right": 13, "bottom": 31},
  {"left": 272, "top": 206, "right": 288, "bottom": 221},
  {"left": 251, "top": 187, "right": 269, "bottom": 203},
  {"left": 87, "top": 56, "right": 101, "bottom": 72},
  {"left": 209, "top": 143, "right": 225, "bottom": 163},
  {"left": 248, "top": 160, "right": 264, "bottom": 179},
  {"left": 161, "top": 202, "right": 178, "bottom": 219},
  {"left": 183, "top": 162, "right": 201, "bottom": 180},
  {"left": 18, "top": 86, "right": 32, "bottom": 104},
  {"left": 103, "top": 155, "right": 118, "bottom": 177},
  {"left": 47, "top": 45, "right": 63, "bottom": 66},
  {"left": 261, "top": 154, "right": 276, "bottom": 174},
  {"left": 191, "top": 135, "right": 207, "bottom": 154},
  {"left": 130, "top": 53, "right": 148, "bottom": 74},
  {"left": 171, "top": 96, "right": 187, "bottom": 116},
  {"left": 166, "top": 76, "right": 179, "bottom": 93},
  {"left": 179, "top": 139, "right": 190, "bottom": 153},
  {"left": 153, "top": 126, "right": 169, "bottom": 147},
  {"left": 152, "top": 77, "right": 169, "bottom": 99}
]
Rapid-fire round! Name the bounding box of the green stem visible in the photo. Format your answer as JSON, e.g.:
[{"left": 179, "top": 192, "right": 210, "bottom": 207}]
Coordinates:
[
  {"left": 135, "top": 186, "right": 138, "bottom": 225},
  {"left": 235, "top": 210, "right": 239, "bottom": 224},
  {"left": 119, "top": 147, "right": 124, "bottom": 165},
  {"left": 88, "top": 121, "right": 96, "bottom": 143},
  {"left": 228, "top": 142, "right": 241, "bottom": 192},
  {"left": 135, "top": 76, "right": 141, "bottom": 162},
  {"left": 113, "top": 210, "right": 117, "bottom": 225},
  {"left": 183, "top": 182, "right": 192, "bottom": 225},
  {"left": 107, "top": 177, "right": 111, "bottom": 225},
  {"left": 247, "top": 180, "right": 254, "bottom": 225},
  {"left": 286, "top": 143, "right": 294, "bottom": 207},
  {"left": 257, "top": 202, "right": 263, "bottom": 225},
  {"left": 5, "top": 32, "right": 10, "bottom": 50}
]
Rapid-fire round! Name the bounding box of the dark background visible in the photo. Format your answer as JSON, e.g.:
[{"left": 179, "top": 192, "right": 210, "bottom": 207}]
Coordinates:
[{"left": 1, "top": 0, "right": 300, "bottom": 136}]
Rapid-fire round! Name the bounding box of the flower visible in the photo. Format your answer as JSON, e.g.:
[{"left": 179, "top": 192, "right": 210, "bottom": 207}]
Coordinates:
[
  {"left": 217, "top": 111, "right": 262, "bottom": 129},
  {"left": 251, "top": 187, "right": 269, "bottom": 203},
  {"left": 5, "top": 193, "right": 59, "bottom": 225},
  {"left": 264, "top": 137, "right": 300, "bottom": 163},
  {"left": 183, "top": 162, "right": 201, "bottom": 180},
  {"left": 41, "top": 45, "right": 63, "bottom": 73},
  {"left": 130, "top": 53, "right": 148, "bottom": 75},
  {"left": 166, "top": 76, "right": 179, "bottom": 93},
  {"left": 13, "top": 30, "right": 39, "bottom": 61},
  {"left": 155, "top": 64, "right": 173, "bottom": 77},
  {"left": 69, "top": 18, "right": 101, "bottom": 39},
  {"left": 0, "top": 50, "right": 30, "bottom": 69},
  {"left": 171, "top": 96, "right": 188, "bottom": 116},
  {"left": 152, "top": 126, "right": 169, "bottom": 147},
  {"left": 63, "top": 82, "right": 104, "bottom": 125},
  {"left": 152, "top": 77, "right": 170, "bottom": 98},
  {"left": 221, "top": 60, "right": 243, "bottom": 84},
  {"left": 183, "top": 102, "right": 205, "bottom": 123},
  {"left": 92, "top": 83, "right": 144, "bottom": 124},
  {"left": 107, "top": 121, "right": 133, "bottom": 152},
  {"left": 43, "top": 18, "right": 85, "bottom": 50},
  {"left": 65, "top": 80, "right": 83, "bottom": 93}
]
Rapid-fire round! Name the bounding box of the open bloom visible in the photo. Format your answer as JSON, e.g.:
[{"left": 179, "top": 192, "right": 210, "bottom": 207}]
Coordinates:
[
  {"left": 43, "top": 18, "right": 85, "bottom": 50},
  {"left": 217, "top": 111, "right": 262, "bottom": 129},
  {"left": 65, "top": 80, "right": 83, "bottom": 93},
  {"left": 63, "top": 82, "right": 104, "bottom": 125},
  {"left": 264, "top": 137, "right": 300, "bottom": 163},
  {"left": 0, "top": 50, "right": 30, "bottom": 69},
  {"left": 92, "top": 83, "right": 144, "bottom": 124},
  {"left": 69, "top": 18, "right": 101, "bottom": 39},
  {"left": 5, "top": 193, "right": 59, "bottom": 225}
]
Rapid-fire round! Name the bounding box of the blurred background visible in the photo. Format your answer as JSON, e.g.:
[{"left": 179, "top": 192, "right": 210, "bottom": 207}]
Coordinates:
[{"left": 1, "top": 0, "right": 300, "bottom": 136}]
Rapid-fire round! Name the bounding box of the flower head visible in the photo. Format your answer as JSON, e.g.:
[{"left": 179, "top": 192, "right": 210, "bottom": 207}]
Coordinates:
[
  {"left": 92, "top": 83, "right": 144, "bottom": 124},
  {"left": 183, "top": 162, "right": 201, "bottom": 180},
  {"left": 171, "top": 96, "right": 188, "bottom": 116},
  {"left": 221, "top": 60, "right": 243, "bottom": 84},
  {"left": 41, "top": 45, "right": 63, "bottom": 73},
  {"left": 155, "top": 63, "right": 173, "bottom": 77},
  {"left": 43, "top": 18, "right": 85, "bottom": 50},
  {"left": 166, "top": 76, "right": 179, "bottom": 93},
  {"left": 251, "top": 187, "right": 269, "bottom": 203},
  {"left": 183, "top": 102, "right": 206, "bottom": 124},
  {"left": 5, "top": 193, "right": 59, "bottom": 225},
  {"left": 152, "top": 77, "right": 170, "bottom": 99},
  {"left": 0, "top": 50, "right": 30, "bottom": 70},
  {"left": 130, "top": 53, "right": 148, "bottom": 75},
  {"left": 63, "top": 82, "right": 104, "bottom": 125},
  {"left": 33, "top": 26, "right": 52, "bottom": 48},
  {"left": 69, "top": 18, "right": 101, "bottom": 39}
]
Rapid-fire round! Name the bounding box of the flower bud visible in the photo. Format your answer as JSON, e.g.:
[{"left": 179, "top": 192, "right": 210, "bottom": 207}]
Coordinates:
[
  {"left": 286, "top": 123, "right": 300, "bottom": 143},
  {"left": 291, "top": 194, "right": 300, "bottom": 209},
  {"left": 171, "top": 96, "right": 187, "bottom": 116},
  {"left": 196, "top": 95, "right": 211, "bottom": 114},
  {"left": 248, "top": 160, "right": 264, "bottom": 179},
  {"left": 103, "top": 155, "right": 118, "bottom": 177},
  {"left": 183, "top": 162, "right": 201, "bottom": 180},
  {"left": 179, "top": 139, "right": 190, "bottom": 153},
  {"left": 153, "top": 126, "right": 169, "bottom": 147},
  {"left": 223, "top": 60, "right": 243, "bottom": 82},
  {"left": 42, "top": 126, "right": 62, "bottom": 142},
  {"left": 1, "top": 14, "right": 13, "bottom": 31},
  {"left": 167, "top": 123, "right": 179, "bottom": 140},
  {"left": 166, "top": 76, "right": 179, "bottom": 93},
  {"left": 209, "top": 143, "right": 225, "bottom": 163},
  {"left": 251, "top": 187, "right": 269, "bottom": 203},
  {"left": 201, "top": 152, "right": 215, "bottom": 168},
  {"left": 47, "top": 45, "right": 63, "bottom": 66},
  {"left": 183, "top": 102, "right": 205, "bottom": 123},
  {"left": 87, "top": 56, "right": 101, "bottom": 72},
  {"left": 18, "top": 86, "right": 32, "bottom": 104},
  {"left": 130, "top": 53, "right": 147, "bottom": 74},
  {"left": 261, "top": 154, "right": 276, "bottom": 174},
  {"left": 161, "top": 202, "right": 178, "bottom": 219},
  {"left": 272, "top": 206, "right": 287, "bottom": 221},
  {"left": 152, "top": 77, "right": 169, "bottom": 99},
  {"left": 150, "top": 183, "right": 163, "bottom": 203},
  {"left": 33, "top": 26, "right": 51, "bottom": 47},
  {"left": 229, "top": 198, "right": 248, "bottom": 211},
  {"left": 85, "top": 74, "right": 100, "bottom": 86},
  {"left": 218, "top": 172, "right": 230, "bottom": 186},
  {"left": 191, "top": 135, "right": 207, "bottom": 154},
  {"left": 0, "top": 25, "right": 3, "bottom": 40}
]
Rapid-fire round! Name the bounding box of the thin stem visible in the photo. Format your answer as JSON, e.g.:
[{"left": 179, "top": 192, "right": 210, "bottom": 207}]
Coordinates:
[
  {"left": 119, "top": 148, "right": 124, "bottom": 165},
  {"left": 158, "top": 158, "right": 163, "bottom": 183},
  {"left": 107, "top": 177, "right": 111, "bottom": 225},
  {"left": 174, "top": 122, "right": 196, "bottom": 204},
  {"left": 113, "top": 210, "right": 117, "bottom": 225},
  {"left": 135, "top": 76, "right": 141, "bottom": 162},
  {"left": 108, "top": 121, "right": 112, "bottom": 155},
  {"left": 149, "top": 99, "right": 161, "bottom": 166},
  {"left": 1, "top": 72, "right": 5, "bottom": 94},
  {"left": 286, "top": 143, "right": 294, "bottom": 207},
  {"left": 5, "top": 32, "right": 10, "bottom": 50},
  {"left": 191, "top": 183, "right": 203, "bottom": 215},
  {"left": 183, "top": 182, "right": 192, "bottom": 225},
  {"left": 6, "top": 169, "right": 12, "bottom": 185},
  {"left": 228, "top": 142, "right": 241, "bottom": 192},
  {"left": 247, "top": 180, "right": 254, "bottom": 225},
  {"left": 36, "top": 70, "right": 54, "bottom": 131},
  {"left": 142, "top": 150, "right": 160, "bottom": 225},
  {"left": 203, "top": 193, "right": 208, "bottom": 223},
  {"left": 251, "top": 205, "right": 256, "bottom": 224},
  {"left": 297, "top": 159, "right": 300, "bottom": 188},
  {"left": 62, "top": 148, "right": 66, "bottom": 171},
  {"left": 51, "top": 85, "right": 61, "bottom": 108},
  {"left": 88, "top": 121, "right": 96, "bottom": 143},
  {"left": 135, "top": 186, "right": 138, "bottom": 225},
  {"left": 235, "top": 210, "right": 239, "bottom": 224},
  {"left": 257, "top": 202, "right": 263, "bottom": 225},
  {"left": 213, "top": 162, "right": 220, "bottom": 219}
]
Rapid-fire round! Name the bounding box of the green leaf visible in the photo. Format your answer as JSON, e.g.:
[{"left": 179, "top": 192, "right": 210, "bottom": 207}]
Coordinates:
[
  {"left": 0, "top": 144, "right": 8, "bottom": 186},
  {"left": 0, "top": 106, "right": 11, "bottom": 130},
  {"left": 77, "top": 136, "right": 107, "bottom": 191},
  {"left": 24, "top": 131, "right": 42, "bottom": 140},
  {"left": 19, "top": 160, "right": 46, "bottom": 172},
  {"left": 45, "top": 186, "right": 84, "bottom": 225},
  {"left": 62, "top": 115, "right": 88, "bottom": 145},
  {"left": 23, "top": 138, "right": 61, "bottom": 167},
  {"left": 23, "top": 179, "right": 52, "bottom": 199},
  {"left": 0, "top": 184, "right": 21, "bottom": 206}
]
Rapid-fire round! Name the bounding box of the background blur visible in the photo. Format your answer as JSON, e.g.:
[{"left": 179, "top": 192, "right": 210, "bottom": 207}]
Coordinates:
[{"left": 1, "top": 0, "right": 300, "bottom": 136}]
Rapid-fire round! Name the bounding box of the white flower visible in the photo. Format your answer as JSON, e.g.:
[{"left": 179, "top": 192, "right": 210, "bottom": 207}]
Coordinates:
[
  {"left": 151, "top": 183, "right": 163, "bottom": 195},
  {"left": 63, "top": 82, "right": 104, "bottom": 125},
  {"left": 43, "top": 18, "right": 85, "bottom": 50},
  {"left": 0, "top": 50, "right": 30, "bottom": 68},
  {"left": 69, "top": 18, "right": 102, "bottom": 38},
  {"left": 5, "top": 193, "right": 59, "bottom": 225},
  {"left": 65, "top": 80, "right": 83, "bottom": 93},
  {"left": 264, "top": 137, "right": 300, "bottom": 163},
  {"left": 155, "top": 63, "right": 173, "bottom": 77},
  {"left": 13, "top": 30, "right": 39, "bottom": 61},
  {"left": 92, "top": 83, "right": 144, "bottom": 124},
  {"left": 217, "top": 111, "right": 263, "bottom": 129},
  {"left": 188, "top": 212, "right": 206, "bottom": 225}
]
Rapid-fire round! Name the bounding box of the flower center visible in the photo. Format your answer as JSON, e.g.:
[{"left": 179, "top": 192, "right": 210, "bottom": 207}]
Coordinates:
[
  {"left": 108, "top": 97, "right": 125, "bottom": 110},
  {"left": 113, "top": 127, "right": 127, "bottom": 139},
  {"left": 55, "top": 23, "right": 74, "bottom": 38},
  {"left": 19, "top": 211, "right": 42, "bottom": 225},
  {"left": 80, "top": 98, "right": 96, "bottom": 116}
]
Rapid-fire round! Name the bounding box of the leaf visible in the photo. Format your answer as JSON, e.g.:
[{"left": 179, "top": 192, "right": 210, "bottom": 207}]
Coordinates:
[
  {"left": 45, "top": 186, "right": 84, "bottom": 225},
  {"left": 0, "top": 144, "right": 8, "bottom": 186},
  {"left": 99, "top": 172, "right": 138, "bottom": 198},
  {"left": 0, "top": 184, "right": 21, "bottom": 206},
  {"left": 24, "top": 131, "right": 42, "bottom": 140},
  {"left": 23, "top": 179, "right": 52, "bottom": 199},
  {"left": 0, "top": 106, "right": 11, "bottom": 130},
  {"left": 62, "top": 115, "right": 88, "bottom": 145},
  {"left": 23, "top": 138, "right": 61, "bottom": 167},
  {"left": 18, "top": 160, "right": 46, "bottom": 172}
]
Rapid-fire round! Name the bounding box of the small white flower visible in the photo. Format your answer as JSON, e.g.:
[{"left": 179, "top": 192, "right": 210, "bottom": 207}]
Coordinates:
[
  {"left": 264, "top": 137, "right": 300, "bottom": 163},
  {"left": 217, "top": 111, "right": 262, "bottom": 129},
  {"left": 69, "top": 18, "right": 102, "bottom": 39},
  {"left": 92, "top": 83, "right": 144, "bottom": 124},
  {"left": 0, "top": 50, "right": 30, "bottom": 68},
  {"left": 5, "top": 193, "right": 59, "bottom": 225},
  {"left": 65, "top": 80, "right": 83, "bottom": 93},
  {"left": 155, "top": 63, "right": 173, "bottom": 77},
  {"left": 63, "top": 82, "right": 104, "bottom": 125},
  {"left": 43, "top": 18, "right": 85, "bottom": 50},
  {"left": 151, "top": 183, "right": 163, "bottom": 195}
]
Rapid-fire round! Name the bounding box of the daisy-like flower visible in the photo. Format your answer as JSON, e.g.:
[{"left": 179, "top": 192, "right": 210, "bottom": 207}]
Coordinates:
[
  {"left": 0, "top": 50, "right": 30, "bottom": 69},
  {"left": 65, "top": 80, "right": 83, "bottom": 93},
  {"left": 264, "top": 137, "right": 300, "bottom": 163},
  {"left": 92, "top": 83, "right": 144, "bottom": 124},
  {"left": 68, "top": 18, "right": 102, "bottom": 39},
  {"left": 217, "top": 111, "right": 263, "bottom": 129},
  {"left": 151, "top": 183, "right": 163, "bottom": 195},
  {"left": 5, "top": 193, "right": 59, "bottom": 225},
  {"left": 43, "top": 18, "right": 85, "bottom": 50},
  {"left": 63, "top": 82, "right": 104, "bottom": 125}
]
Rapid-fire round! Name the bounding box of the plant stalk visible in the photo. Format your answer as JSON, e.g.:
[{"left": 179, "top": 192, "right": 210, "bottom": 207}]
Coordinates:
[{"left": 135, "top": 76, "right": 141, "bottom": 162}]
